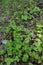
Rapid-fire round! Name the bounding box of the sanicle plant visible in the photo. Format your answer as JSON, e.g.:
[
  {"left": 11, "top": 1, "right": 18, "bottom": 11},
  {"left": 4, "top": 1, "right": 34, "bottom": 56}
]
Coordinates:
[
  {"left": 4, "top": 21, "right": 31, "bottom": 63},
  {"left": 0, "top": 20, "right": 43, "bottom": 65},
  {"left": 0, "top": 0, "right": 43, "bottom": 65}
]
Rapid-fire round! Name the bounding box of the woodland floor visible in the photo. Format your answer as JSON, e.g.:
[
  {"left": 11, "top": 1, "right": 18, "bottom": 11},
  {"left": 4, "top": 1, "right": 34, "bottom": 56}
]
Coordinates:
[{"left": 0, "top": 0, "right": 43, "bottom": 65}]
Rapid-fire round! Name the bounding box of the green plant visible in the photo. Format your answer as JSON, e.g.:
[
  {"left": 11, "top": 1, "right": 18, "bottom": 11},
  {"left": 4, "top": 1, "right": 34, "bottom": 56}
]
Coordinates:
[
  {"left": 0, "top": 0, "right": 43, "bottom": 65},
  {"left": 3, "top": 21, "right": 31, "bottom": 64},
  {"left": 3, "top": 21, "right": 43, "bottom": 65},
  {"left": 28, "top": 62, "right": 33, "bottom": 65},
  {"left": 22, "top": 53, "right": 28, "bottom": 62},
  {"left": 5, "top": 57, "right": 14, "bottom": 65},
  {"left": 0, "top": 50, "right": 4, "bottom": 55}
]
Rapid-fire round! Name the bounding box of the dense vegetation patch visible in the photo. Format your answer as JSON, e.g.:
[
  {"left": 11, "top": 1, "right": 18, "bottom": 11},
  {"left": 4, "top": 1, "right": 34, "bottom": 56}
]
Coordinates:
[{"left": 0, "top": 0, "right": 43, "bottom": 65}]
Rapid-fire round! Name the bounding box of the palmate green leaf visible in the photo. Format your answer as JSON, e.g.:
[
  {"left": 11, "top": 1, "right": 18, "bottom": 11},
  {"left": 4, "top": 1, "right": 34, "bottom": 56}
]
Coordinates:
[
  {"left": 16, "top": 26, "right": 23, "bottom": 32},
  {"left": 34, "top": 38, "right": 41, "bottom": 47},
  {"left": 0, "top": 50, "right": 4, "bottom": 55},
  {"left": 22, "top": 45, "right": 29, "bottom": 51},
  {"left": 37, "top": 46, "right": 42, "bottom": 52},
  {"left": 37, "top": 34, "right": 42, "bottom": 38},
  {"left": 14, "top": 56, "right": 19, "bottom": 62},
  {"left": 29, "top": 51, "right": 40, "bottom": 60},
  {"left": 13, "top": 49, "right": 22, "bottom": 59},
  {"left": 15, "top": 44, "right": 22, "bottom": 50},
  {"left": 21, "top": 15, "right": 28, "bottom": 20},
  {"left": 29, "top": 62, "right": 33, "bottom": 65},
  {"left": 24, "top": 28, "right": 31, "bottom": 35},
  {"left": 6, "top": 40, "right": 13, "bottom": 55},
  {"left": 23, "top": 29, "right": 31, "bottom": 44},
  {"left": 22, "top": 53, "right": 28, "bottom": 62},
  {"left": 13, "top": 32, "right": 22, "bottom": 41},
  {"left": 36, "top": 23, "right": 43, "bottom": 28},
  {"left": 5, "top": 21, "right": 16, "bottom": 33},
  {"left": 7, "top": 48, "right": 12, "bottom": 55},
  {"left": 30, "top": 7, "right": 40, "bottom": 14},
  {"left": 34, "top": 46, "right": 42, "bottom": 52},
  {"left": 6, "top": 40, "right": 12, "bottom": 47},
  {"left": 37, "top": 30, "right": 42, "bottom": 33},
  {"left": 23, "top": 37, "right": 30, "bottom": 44},
  {"left": 5, "top": 58, "right": 14, "bottom": 65},
  {"left": 5, "top": 27, "right": 10, "bottom": 33},
  {"left": 9, "top": 20, "right": 16, "bottom": 30},
  {"left": 23, "top": 35, "right": 31, "bottom": 44}
]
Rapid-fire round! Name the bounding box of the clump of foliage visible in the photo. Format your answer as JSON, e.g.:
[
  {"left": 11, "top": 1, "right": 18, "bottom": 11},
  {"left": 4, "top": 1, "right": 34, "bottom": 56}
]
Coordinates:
[
  {"left": 0, "top": 21, "right": 43, "bottom": 65},
  {"left": 4, "top": 21, "right": 31, "bottom": 63},
  {"left": 0, "top": 0, "right": 43, "bottom": 65}
]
